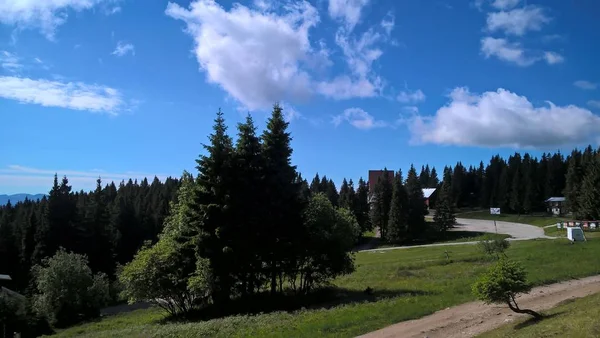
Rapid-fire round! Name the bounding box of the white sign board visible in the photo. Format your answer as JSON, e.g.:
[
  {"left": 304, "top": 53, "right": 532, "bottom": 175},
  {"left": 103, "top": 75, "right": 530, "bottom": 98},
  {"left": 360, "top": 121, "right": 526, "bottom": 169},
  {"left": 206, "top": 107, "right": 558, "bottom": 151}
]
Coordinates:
[{"left": 490, "top": 208, "right": 501, "bottom": 215}]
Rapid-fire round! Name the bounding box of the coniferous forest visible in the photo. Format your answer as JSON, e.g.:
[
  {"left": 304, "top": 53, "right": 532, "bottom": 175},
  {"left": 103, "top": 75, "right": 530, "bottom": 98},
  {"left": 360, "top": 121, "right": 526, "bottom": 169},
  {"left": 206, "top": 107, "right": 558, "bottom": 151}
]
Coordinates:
[{"left": 2, "top": 105, "right": 600, "bottom": 335}]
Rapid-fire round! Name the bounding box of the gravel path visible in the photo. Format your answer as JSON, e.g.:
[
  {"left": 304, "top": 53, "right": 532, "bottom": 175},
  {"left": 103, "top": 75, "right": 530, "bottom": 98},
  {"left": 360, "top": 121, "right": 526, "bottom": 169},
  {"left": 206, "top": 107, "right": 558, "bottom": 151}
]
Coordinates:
[
  {"left": 360, "top": 218, "right": 553, "bottom": 252},
  {"left": 357, "top": 275, "right": 600, "bottom": 338}
]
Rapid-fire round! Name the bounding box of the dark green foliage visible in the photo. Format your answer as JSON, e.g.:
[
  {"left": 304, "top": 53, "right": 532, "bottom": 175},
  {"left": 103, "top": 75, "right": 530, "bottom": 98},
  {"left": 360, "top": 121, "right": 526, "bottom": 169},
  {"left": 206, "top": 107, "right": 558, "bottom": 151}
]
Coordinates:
[
  {"left": 354, "top": 178, "right": 371, "bottom": 234},
  {"left": 405, "top": 165, "right": 427, "bottom": 240},
  {"left": 428, "top": 167, "right": 440, "bottom": 188},
  {"left": 369, "top": 168, "right": 393, "bottom": 240},
  {"left": 577, "top": 154, "right": 600, "bottom": 219},
  {"left": 472, "top": 258, "right": 540, "bottom": 318},
  {"left": 387, "top": 170, "right": 408, "bottom": 243},
  {"left": 433, "top": 170, "right": 455, "bottom": 232}
]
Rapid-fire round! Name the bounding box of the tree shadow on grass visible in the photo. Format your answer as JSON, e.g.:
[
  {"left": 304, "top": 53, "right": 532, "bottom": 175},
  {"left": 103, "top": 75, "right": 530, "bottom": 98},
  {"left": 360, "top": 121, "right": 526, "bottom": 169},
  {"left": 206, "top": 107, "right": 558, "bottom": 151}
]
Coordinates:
[
  {"left": 163, "top": 287, "right": 437, "bottom": 323},
  {"left": 513, "top": 311, "right": 564, "bottom": 330}
]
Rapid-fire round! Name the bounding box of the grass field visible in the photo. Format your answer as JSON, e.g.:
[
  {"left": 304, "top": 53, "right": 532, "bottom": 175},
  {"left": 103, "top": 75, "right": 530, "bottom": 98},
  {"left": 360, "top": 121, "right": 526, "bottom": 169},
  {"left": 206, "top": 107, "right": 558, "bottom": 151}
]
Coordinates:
[
  {"left": 52, "top": 238, "right": 600, "bottom": 338},
  {"left": 544, "top": 226, "right": 600, "bottom": 239},
  {"left": 457, "top": 211, "right": 567, "bottom": 227},
  {"left": 478, "top": 291, "right": 600, "bottom": 338}
]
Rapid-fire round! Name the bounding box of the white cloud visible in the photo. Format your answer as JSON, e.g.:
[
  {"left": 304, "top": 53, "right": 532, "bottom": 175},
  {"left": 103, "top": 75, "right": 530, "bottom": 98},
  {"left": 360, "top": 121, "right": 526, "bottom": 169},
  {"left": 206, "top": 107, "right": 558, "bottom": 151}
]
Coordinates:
[
  {"left": 543, "top": 51, "right": 564, "bottom": 65},
  {"left": 0, "top": 76, "right": 124, "bottom": 114},
  {"left": 486, "top": 6, "right": 551, "bottom": 36},
  {"left": 409, "top": 87, "right": 600, "bottom": 148},
  {"left": 491, "top": 0, "right": 520, "bottom": 10},
  {"left": 0, "top": 50, "right": 22, "bottom": 72},
  {"left": 481, "top": 37, "right": 538, "bottom": 66},
  {"left": 111, "top": 41, "right": 135, "bottom": 57},
  {"left": 107, "top": 6, "right": 121, "bottom": 15},
  {"left": 166, "top": 0, "right": 321, "bottom": 111},
  {"left": 328, "top": 0, "right": 370, "bottom": 31},
  {"left": 574, "top": 80, "right": 597, "bottom": 90},
  {"left": 588, "top": 100, "right": 600, "bottom": 109},
  {"left": 332, "top": 107, "right": 387, "bottom": 130},
  {"left": 316, "top": 76, "right": 380, "bottom": 99},
  {"left": 380, "top": 12, "right": 394, "bottom": 36},
  {"left": 397, "top": 89, "right": 426, "bottom": 103},
  {"left": 0, "top": 0, "right": 115, "bottom": 40}
]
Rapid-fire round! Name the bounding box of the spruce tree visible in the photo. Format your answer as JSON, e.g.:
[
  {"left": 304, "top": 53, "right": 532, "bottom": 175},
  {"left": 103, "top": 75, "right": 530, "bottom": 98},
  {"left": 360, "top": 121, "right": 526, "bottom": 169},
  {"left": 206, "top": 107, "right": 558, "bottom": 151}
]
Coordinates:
[
  {"left": 510, "top": 167, "right": 522, "bottom": 214},
  {"left": 387, "top": 170, "right": 409, "bottom": 243},
  {"left": 231, "top": 114, "right": 265, "bottom": 296},
  {"left": 369, "top": 177, "right": 386, "bottom": 239},
  {"left": 434, "top": 170, "right": 456, "bottom": 232},
  {"left": 339, "top": 179, "right": 351, "bottom": 209},
  {"left": 429, "top": 167, "right": 440, "bottom": 188},
  {"left": 355, "top": 178, "right": 371, "bottom": 234},
  {"left": 406, "top": 165, "right": 427, "bottom": 240},
  {"left": 419, "top": 165, "right": 431, "bottom": 188},
  {"left": 563, "top": 150, "right": 582, "bottom": 217},
  {"left": 188, "top": 109, "right": 236, "bottom": 305},
  {"left": 310, "top": 173, "right": 321, "bottom": 194},
  {"left": 326, "top": 179, "right": 339, "bottom": 206},
  {"left": 261, "top": 103, "right": 304, "bottom": 294},
  {"left": 577, "top": 155, "right": 600, "bottom": 219}
]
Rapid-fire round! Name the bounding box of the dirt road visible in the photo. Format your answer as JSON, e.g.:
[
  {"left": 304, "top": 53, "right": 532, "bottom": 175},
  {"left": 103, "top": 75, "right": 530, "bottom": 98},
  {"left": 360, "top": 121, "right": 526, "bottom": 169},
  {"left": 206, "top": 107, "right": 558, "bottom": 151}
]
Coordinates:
[{"left": 357, "top": 275, "right": 600, "bottom": 338}]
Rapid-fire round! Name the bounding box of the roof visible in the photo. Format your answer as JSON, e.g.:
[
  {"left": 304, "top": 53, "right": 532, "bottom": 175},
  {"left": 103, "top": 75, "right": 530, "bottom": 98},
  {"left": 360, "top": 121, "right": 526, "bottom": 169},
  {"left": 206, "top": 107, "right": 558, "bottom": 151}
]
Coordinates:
[
  {"left": 423, "top": 188, "right": 436, "bottom": 199},
  {"left": 0, "top": 274, "right": 11, "bottom": 281},
  {"left": 1, "top": 287, "right": 25, "bottom": 300},
  {"left": 545, "top": 197, "right": 566, "bottom": 202}
]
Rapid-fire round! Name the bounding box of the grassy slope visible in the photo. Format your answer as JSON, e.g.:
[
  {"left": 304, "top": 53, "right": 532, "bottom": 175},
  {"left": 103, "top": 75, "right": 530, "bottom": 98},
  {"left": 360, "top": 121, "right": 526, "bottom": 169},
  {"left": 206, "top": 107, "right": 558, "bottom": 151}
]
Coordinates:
[
  {"left": 478, "top": 292, "right": 600, "bottom": 338},
  {"left": 457, "top": 211, "right": 567, "bottom": 227},
  {"left": 53, "top": 239, "right": 600, "bottom": 338}
]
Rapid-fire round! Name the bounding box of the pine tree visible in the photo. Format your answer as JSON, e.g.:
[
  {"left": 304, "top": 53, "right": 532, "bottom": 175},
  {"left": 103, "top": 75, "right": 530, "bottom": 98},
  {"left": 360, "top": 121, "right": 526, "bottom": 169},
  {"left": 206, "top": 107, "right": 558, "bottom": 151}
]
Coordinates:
[
  {"left": 326, "top": 179, "right": 339, "bottom": 206},
  {"left": 387, "top": 170, "right": 409, "bottom": 243},
  {"left": 369, "top": 177, "right": 386, "bottom": 239},
  {"left": 406, "top": 165, "right": 427, "bottom": 240},
  {"left": 429, "top": 167, "right": 440, "bottom": 188},
  {"left": 510, "top": 166, "right": 522, "bottom": 214},
  {"left": 355, "top": 178, "right": 371, "bottom": 234},
  {"left": 310, "top": 173, "right": 321, "bottom": 194},
  {"left": 84, "top": 178, "right": 116, "bottom": 276},
  {"left": 434, "top": 170, "right": 456, "bottom": 232},
  {"left": 261, "top": 103, "right": 304, "bottom": 295},
  {"left": 496, "top": 166, "right": 510, "bottom": 211},
  {"left": 563, "top": 150, "right": 582, "bottom": 217},
  {"left": 339, "top": 179, "right": 351, "bottom": 209},
  {"left": 419, "top": 165, "right": 431, "bottom": 188},
  {"left": 372, "top": 168, "right": 393, "bottom": 240},
  {"left": 577, "top": 155, "right": 600, "bottom": 219},
  {"left": 188, "top": 109, "right": 236, "bottom": 305}
]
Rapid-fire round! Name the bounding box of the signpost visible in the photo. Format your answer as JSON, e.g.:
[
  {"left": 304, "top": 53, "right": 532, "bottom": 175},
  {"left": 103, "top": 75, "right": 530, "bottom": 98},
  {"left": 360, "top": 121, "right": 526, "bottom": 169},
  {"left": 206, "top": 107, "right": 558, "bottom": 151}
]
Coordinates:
[{"left": 490, "top": 208, "right": 500, "bottom": 233}]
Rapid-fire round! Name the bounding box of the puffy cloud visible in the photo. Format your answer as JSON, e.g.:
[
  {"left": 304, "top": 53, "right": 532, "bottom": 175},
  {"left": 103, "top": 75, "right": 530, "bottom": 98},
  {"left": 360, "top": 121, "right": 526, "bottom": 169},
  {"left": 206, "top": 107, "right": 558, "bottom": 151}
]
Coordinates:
[
  {"left": 409, "top": 87, "right": 600, "bottom": 148},
  {"left": 543, "top": 51, "right": 564, "bottom": 65},
  {"left": 491, "top": 0, "right": 520, "bottom": 10},
  {"left": 0, "top": 0, "right": 117, "bottom": 39},
  {"left": 166, "top": 0, "right": 320, "bottom": 111},
  {"left": 574, "top": 80, "right": 597, "bottom": 90},
  {"left": 480, "top": 37, "right": 538, "bottom": 66},
  {"left": 328, "top": 0, "right": 370, "bottom": 31},
  {"left": 0, "top": 76, "right": 125, "bottom": 114},
  {"left": 332, "top": 107, "right": 387, "bottom": 130},
  {"left": 316, "top": 76, "right": 380, "bottom": 100},
  {"left": 486, "top": 6, "right": 550, "bottom": 36},
  {"left": 397, "top": 89, "right": 426, "bottom": 103},
  {"left": 111, "top": 41, "right": 135, "bottom": 57}
]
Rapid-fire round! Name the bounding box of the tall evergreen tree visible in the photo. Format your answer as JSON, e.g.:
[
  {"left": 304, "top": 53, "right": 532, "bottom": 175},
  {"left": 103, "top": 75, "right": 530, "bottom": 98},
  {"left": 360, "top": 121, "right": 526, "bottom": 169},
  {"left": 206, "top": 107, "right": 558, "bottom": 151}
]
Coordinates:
[
  {"left": 355, "top": 178, "right": 371, "bottom": 234},
  {"left": 406, "top": 165, "right": 427, "bottom": 240},
  {"left": 387, "top": 170, "right": 409, "bottom": 243},
  {"left": 578, "top": 155, "right": 600, "bottom": 219},
  {"left": 326, "top": 179, "right": 339, "bottom": 207},
  {"left": 428, "top": 167, "right": 440, "bottom": 188},
  {"left": 188, "top": 109, "right": 236, "bottom": 305},
  {"left": 310, "top": 173, "right": 321, "bottom": 194},
  {"left": 564, "top": 150, "right": 583, "bottom": 216},
  {"left": 260, "top": 104, "right": 304, "bottom": 295},
  {"left": 434, "top": 169, "right": 456, "bottom": 232},
  {"left": 339, "top": 179, "right": 351, "bottom": 209},
  {"left": 419, "top": 165, "right": 431, "bottom": 188}
]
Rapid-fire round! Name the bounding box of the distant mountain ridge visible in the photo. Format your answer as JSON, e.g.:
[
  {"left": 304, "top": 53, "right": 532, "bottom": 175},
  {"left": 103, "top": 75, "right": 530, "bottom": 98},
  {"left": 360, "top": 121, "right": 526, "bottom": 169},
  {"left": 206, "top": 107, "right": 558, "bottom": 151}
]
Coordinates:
[{"left": 0, "top": 194, "right": 46, "bottom": 205}]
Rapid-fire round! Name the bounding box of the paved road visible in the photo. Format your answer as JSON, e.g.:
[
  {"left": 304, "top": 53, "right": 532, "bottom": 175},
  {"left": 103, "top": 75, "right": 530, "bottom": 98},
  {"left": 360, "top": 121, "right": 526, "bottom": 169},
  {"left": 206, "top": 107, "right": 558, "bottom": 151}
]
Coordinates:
[
  {"left": 453, "top": 217, "right": 550, "bottom": 240},
  {"left": 359, "top": 218, "right": 553, "bottom": 252}
]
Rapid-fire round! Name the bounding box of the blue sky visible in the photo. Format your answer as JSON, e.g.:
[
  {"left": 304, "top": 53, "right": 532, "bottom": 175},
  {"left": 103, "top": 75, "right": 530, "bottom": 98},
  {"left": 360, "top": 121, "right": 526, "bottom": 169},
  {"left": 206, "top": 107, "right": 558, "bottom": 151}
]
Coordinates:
[{"left": 1, "top": 0, "right": 600, "bottom": 194}]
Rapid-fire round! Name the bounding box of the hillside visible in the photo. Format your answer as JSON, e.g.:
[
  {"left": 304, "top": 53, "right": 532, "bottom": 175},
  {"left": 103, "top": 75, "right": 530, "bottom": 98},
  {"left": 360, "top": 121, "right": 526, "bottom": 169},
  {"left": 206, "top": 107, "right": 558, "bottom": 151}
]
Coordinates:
[{"left": 0, "top": 193, "right": 45, "bottom": 205}]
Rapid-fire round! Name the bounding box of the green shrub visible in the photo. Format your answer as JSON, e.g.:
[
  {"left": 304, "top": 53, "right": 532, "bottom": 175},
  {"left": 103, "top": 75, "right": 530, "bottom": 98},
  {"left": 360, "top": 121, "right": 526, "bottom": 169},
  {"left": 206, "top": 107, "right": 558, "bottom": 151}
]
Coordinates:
[
  {"left": 478, "top": 236, "right": 510, "bottom": 259},
  {"left": 31, "top": 249, "right": 110, "bottom": 327},
  {"left": 472, "top": 258, "right": 541, "bottom": 318}
]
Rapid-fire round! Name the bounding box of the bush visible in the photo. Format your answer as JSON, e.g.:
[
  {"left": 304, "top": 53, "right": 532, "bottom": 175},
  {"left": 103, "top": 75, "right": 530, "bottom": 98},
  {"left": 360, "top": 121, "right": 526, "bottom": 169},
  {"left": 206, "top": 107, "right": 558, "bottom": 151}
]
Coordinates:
[
  {"left": 119, "top": 236, "right": 209, "bottom": 316},
  {"left": 472, "top": 258, "right": 541, "bottom": 318},
  {"left": 478, "top": 236, "right": 510, "bottom": 259},
  {"left": 31, "top": 249, "right": 110, "bottom": 327},
  {"left": 0, "top": 294, "right": 53, "bottom": 338},
  {"left": 291, "top": 194, "right": 356, "bottom": 293}
]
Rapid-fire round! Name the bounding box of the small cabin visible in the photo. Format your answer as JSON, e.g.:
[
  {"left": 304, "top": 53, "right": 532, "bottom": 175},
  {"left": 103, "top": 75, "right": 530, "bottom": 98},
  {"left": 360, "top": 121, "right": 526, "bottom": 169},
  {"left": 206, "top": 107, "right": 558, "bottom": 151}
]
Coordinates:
[{"left": 545, "top": 197, "right": 566, "bottom": 215}]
